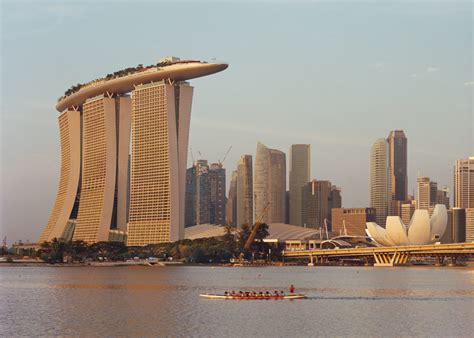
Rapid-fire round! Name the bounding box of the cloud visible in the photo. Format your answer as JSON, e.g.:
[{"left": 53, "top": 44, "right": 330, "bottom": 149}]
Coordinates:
[
  {"left": 426, "top": 66, "right": 438, "bottom": 73},
  {"left": 464, "top": 81, "right": 474, "bottom": 86}
]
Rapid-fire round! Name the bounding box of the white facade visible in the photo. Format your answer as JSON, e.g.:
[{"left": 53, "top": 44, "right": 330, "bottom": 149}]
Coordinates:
[{"left": 366, "top": 204, "right": 447, "bottom": 246}]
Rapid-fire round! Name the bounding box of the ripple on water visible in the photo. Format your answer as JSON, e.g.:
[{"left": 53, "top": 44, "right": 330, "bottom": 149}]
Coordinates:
[{"left": 1, "top": 266, "right": 473, "bottom": 337}]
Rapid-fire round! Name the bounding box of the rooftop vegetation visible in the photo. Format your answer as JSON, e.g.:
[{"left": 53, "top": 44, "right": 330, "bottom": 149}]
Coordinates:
[{"left": 59, "top": 60, "right": 176, "bottom": 101}]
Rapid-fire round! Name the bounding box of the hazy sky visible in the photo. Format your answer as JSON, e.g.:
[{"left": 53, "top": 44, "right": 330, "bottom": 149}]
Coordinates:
[{"left": 1, "top": 1, "right": 472, "bottom": 243}]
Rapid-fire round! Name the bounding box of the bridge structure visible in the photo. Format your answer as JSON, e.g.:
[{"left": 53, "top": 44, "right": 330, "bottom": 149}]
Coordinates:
[{"left": 283, "top": 242, "right": 474, "bottom": 267}]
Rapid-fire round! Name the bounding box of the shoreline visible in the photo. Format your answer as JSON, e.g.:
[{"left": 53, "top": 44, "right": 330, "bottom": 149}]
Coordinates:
[{"left": 1, "top": 261, "right": 473, "bottom": 269}]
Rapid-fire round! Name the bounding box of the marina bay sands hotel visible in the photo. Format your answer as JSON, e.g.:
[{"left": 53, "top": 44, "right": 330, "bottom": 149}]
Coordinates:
[{"left": 39, "top": 57, "right": 228, "bottom": 246}]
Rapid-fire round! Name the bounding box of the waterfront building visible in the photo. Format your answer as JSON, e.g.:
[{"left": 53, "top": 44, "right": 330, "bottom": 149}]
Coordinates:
[
  {"left": 466, "top": 208, "right": 474, "bottom": 242},
  {"left": 289, "top": 144, "right": 311, "bottom": 226},
  {"left": 454, "top": 157, "right": 474, "bottom": 208},
  {"left": 417, "top": 177, "right": 438, "bottom": 210},
  {"left": 370, "top": 138, "right": 390, "bottom": 225},
  {"left": 366, "top": 204, "right": 447, "bottom": 246},
  {"left": 226, "top": 171, "right": 238, "bottom": 226},
  {"left": 285, "top": 191, "right": 290, "bottom": 224},
  {"left": 236, "top": 155, "right": 253, "bottom": 227},
  {"left": 387, "top": 130, "right": 408, "bottom": 207},
  {"left": 332, "top": 208, "right": 376, "bottom": 237},
  {"left": 254, "top": 142, "right": 286, "bottom": 224},
  {"left": 39, "top": 57, "right": 227, "bottom": 245}
]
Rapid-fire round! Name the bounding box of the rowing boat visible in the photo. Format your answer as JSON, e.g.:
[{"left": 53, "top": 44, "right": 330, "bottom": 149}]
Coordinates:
[{"left": 199, "top": 293, "right": 306, "bottom": 300}]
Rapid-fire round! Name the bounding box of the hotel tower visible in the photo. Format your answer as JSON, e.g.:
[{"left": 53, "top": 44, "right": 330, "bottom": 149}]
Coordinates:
[{"left": 39, "top": 57, "right": 227, "bottom": 245}]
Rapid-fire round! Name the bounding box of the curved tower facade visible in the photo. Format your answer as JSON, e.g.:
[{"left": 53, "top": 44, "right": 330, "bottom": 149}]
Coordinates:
[
  {"left": 40, "top": 58, "right": 227, "bottom": 245},
  {"left": 254, "top": 142, "right": 286, "bottom": 224},
  {"left": 39, "top": 110, "right": 81, "bottom": 242}
]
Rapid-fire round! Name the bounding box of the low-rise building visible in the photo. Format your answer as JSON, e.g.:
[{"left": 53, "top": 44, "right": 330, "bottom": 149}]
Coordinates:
[{"left": 332, "top": 208, "right": 376, "bottom": 237}]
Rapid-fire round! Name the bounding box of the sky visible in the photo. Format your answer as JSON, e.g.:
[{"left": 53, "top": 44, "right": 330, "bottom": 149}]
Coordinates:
[{"left": 0, "top": 1, "right": 472, "bottom": 243}]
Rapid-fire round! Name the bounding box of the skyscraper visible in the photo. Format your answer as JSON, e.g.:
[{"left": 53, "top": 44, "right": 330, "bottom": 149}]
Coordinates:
[
  {"left": 289, "top": 144, "right": 311, "bottom": 226},
  {"left": 454, "top": 157, "right": 474, "bottom": 208},
  {"left": 370, "top": 138, "right": 390, "bottom": 225},
  {"left": 301, "top": 180, "right": 337, "bottom": 229},
  {"left": 236, "top": 155, "right": 253, "bottom": 226},
  {"left": 185, "top": 165, "right": 197, "bottom": 227},
  {"left": 185, "top": 161, "right": 226, "bottom": 227},
  {"left": 401, "top": 201, "right": 416, "bottom": 225},
  {"left": 39, "top": 58, "right": 228, "bottom": 245},
  {"left": 185, "top": 160, "right": 210, "bottom": 227},
  {"left": 328, "top": 185, "right": 342, "bottom": 217},
  {"left": 417, "top": 176, "right": 438, "bottom": 210},
  {"left": 226, "top": 171, "right": 238, "bottom": 226},
  {"left": 127, "top": 81, "right": 194, "bottom": 245},
  {"left": 254, "top": 142, "right": 286, "bottom": 224},
  {"left": 387, "top": 130, "right": 408, "bottom": 204},
  {"left": 209, "top": 163, "right": 226, "bottom": 225},
  {"left": 437, "top": 188, "right": 450, "bottom": 209}
]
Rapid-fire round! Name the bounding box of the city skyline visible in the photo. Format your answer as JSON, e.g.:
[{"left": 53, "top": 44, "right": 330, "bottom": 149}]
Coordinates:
[{"left": 1, "top": 2, "right": 472, "bottom": 242}]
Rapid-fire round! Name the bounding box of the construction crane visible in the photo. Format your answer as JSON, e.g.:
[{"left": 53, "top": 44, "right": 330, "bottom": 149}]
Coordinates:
[
  {"left": 218, "top": 146, "right": 232, "bottom": 166},
  {"left": 244, "top": 202, "right": 270, "bottom": 250}
]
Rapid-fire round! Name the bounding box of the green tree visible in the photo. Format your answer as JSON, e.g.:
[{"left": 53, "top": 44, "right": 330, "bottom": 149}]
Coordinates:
[
  {"left": 90, "top": 241, "right": 127, "bottom": 261},
  {"left": 38, "top": 238, "right": 68, "bottom": 263},
  {"left": 68, "top": 240, "right": 89, "bottom": 262}
]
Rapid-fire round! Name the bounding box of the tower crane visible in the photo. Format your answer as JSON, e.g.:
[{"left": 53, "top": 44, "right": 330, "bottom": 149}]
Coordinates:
[
  {"left": 244, "top": 202, "right": 270, "bottom": 251},
  {"left": 218, "top": 146, "right": 232, "bottom": 167}
]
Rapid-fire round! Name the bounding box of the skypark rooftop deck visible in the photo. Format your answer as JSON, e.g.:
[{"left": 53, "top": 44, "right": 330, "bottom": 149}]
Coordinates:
[{"left": 56, "top": 60, "right": 228, "bottom": 112}]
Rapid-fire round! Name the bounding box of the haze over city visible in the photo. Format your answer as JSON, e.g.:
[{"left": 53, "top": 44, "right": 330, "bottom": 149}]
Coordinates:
[{"left": 1, "top": 1, "right": 472, "bottom": 242}]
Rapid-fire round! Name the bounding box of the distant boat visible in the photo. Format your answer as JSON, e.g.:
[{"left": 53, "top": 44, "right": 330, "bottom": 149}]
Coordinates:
[{"left": 200, "top": 293, "right": 306, "bottom": 300}]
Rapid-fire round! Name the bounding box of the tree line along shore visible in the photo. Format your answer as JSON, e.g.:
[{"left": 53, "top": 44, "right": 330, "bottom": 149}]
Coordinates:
[{"left": 2, "top": 224, "right": 282, "bottom": 265}]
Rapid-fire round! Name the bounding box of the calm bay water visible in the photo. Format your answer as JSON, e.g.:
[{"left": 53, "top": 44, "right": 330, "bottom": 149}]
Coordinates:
[{"left": 1, "top": 265, "right": 473, "bottom": 337}]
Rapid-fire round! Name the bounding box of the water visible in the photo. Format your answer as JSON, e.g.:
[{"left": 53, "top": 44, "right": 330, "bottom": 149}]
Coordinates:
[{"left": 1, "top": 266, "right": 473, "bottom": 337}]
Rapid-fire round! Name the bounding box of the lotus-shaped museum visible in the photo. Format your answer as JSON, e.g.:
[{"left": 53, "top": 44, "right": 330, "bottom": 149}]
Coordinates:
[{"left": 366, "top": 204, "right": 447, "bottom": 246}]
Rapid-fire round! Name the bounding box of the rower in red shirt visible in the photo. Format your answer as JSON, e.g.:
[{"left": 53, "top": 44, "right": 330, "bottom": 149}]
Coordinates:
[{"left": 289, "top": 285, "right": 295, "bottom": 294}]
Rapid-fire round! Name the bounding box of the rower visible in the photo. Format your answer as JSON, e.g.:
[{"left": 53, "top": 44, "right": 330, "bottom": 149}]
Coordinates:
[{"left": 289, "top": 285, "right": 295, "bottom": 294}]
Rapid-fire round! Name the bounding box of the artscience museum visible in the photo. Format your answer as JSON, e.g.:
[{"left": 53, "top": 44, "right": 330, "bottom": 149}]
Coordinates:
[{"left": 366, "top": 204, "right": 448, "bottom": 246}]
